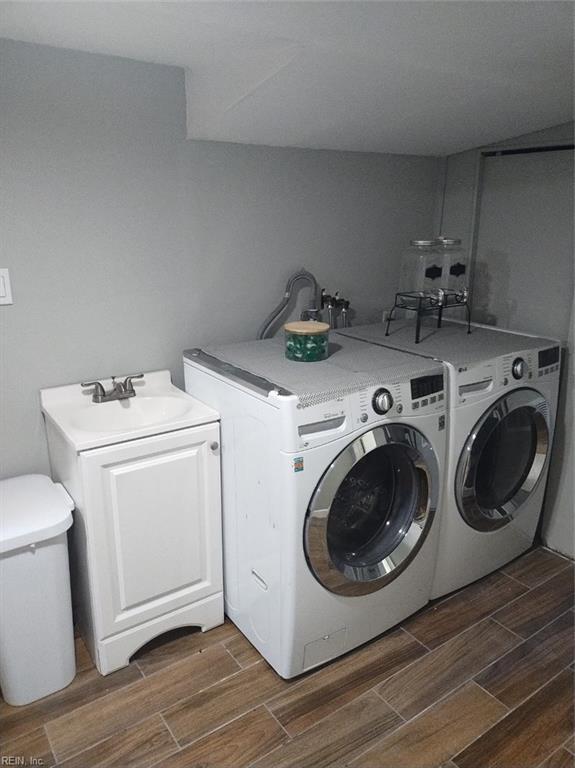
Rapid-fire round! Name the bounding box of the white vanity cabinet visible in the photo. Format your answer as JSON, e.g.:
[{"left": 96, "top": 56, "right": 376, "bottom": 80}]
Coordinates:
[
  {"left": 41, "top": 372, "right": 223, "bottom": 675},
  {"left": 82, "top": 424, "right": 222, "bottom": 632}
]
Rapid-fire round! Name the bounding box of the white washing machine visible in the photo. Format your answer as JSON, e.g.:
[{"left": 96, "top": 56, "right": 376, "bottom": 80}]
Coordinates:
[
  {"left": 338, "top": 319, "right": 561, "bottom": 598},
  {"left": 184, "top": 335, "right": 446, "bottom": 678}
]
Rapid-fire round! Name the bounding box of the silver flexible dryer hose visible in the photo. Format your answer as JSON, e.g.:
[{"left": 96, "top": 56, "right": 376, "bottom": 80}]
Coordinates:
[{"left": 257, "top": 269, "right": 321, "bottom": 340}]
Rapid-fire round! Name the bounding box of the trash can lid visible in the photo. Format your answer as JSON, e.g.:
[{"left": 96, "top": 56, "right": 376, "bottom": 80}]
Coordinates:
[{"left": 0, "top": 474, "right": 74, "bottom": 554}]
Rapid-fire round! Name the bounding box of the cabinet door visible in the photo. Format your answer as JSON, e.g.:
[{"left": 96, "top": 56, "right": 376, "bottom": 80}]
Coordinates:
[{"left": 80, "top": 424, "right": 222, "bottom": 638}]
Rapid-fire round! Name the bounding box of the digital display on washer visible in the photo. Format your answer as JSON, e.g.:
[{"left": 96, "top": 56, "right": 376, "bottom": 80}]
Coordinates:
[
  {"left": 411, "top": 374, "right": 444, "bottom": 400},
  {"left": 538, "top": 346, "right": 559, "bottom": 369}
]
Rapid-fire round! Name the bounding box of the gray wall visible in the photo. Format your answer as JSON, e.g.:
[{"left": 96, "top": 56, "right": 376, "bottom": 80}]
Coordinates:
[
  {"left": 474, "top": 149, "right": 573, "bottom": 337},
  {"left": 440, "top": 122, "right": 574, "bottom": 293},
  {"left": 440, "top": 123, "right": 574, "bottom": 558},
  {"left": 0, "top": 39, "right": 441, "bottom": 479}
]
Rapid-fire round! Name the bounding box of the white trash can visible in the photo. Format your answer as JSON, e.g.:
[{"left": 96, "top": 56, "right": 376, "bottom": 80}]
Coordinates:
[{"left": 0, "top": 474, "right": 76, "bottom": 705}]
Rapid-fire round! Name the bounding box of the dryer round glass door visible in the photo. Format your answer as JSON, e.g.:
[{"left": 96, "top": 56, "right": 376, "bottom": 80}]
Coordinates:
[
  {"left": 304, "top": 424, "right": 439, "bottom": 596},
  {"left": 455, "top": 388, "right": 550, "bottom": 532}
]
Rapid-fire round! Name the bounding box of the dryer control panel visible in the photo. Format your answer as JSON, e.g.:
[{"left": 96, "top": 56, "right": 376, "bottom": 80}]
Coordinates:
[
  {"left": 455, "top": 344, "right": 561, "bottom": 408},
  {"left": 536, "top": 345, "right": 561, "bottom": 378},
  {"left": 501, "top": 350, "right": 536, "bottom": 384},
  {"left": 501, "top": 346, "right": 560, "bottom": 385}
]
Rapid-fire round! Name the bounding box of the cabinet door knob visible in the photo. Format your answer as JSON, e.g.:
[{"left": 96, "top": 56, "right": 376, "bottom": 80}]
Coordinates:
[{"left": 210, "top": 441, "right": 219, "bottom": 451}]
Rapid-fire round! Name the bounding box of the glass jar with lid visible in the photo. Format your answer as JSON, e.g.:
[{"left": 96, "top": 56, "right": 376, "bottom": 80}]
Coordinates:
[
  {"left": 436, "top": 236, "right": 466, "bottom": 292},
  {"left": 284, "top": 321, "right": 330, "bottom": 362},
  {"left": 398, "top": 239, "right": 442, "bottom": 295}
]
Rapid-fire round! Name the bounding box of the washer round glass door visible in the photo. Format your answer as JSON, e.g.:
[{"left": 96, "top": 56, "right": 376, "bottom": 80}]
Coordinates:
[
  {"left": 455, "top": 388, "right": 550, "bottom": 532},
  {"left": 304, "top": 424, "right": 439, "bottom": 596}
]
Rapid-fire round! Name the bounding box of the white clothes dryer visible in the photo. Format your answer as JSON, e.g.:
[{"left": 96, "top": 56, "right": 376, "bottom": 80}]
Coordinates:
[
  {"left": 184, "top": 336, "right": 446, "bottom": 678},
  {"left": 338, "top": 320, "right": 561, "bottom": 598}
]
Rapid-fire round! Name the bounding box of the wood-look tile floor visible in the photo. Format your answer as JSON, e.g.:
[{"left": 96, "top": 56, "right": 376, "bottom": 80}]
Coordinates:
[{"left": 1, "top": 546, "right": 573, "bottom": 768}]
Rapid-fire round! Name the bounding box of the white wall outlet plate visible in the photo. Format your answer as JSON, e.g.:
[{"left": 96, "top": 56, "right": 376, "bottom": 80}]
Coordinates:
[{"left": 0, "top": 269, "right": 13, "bottom": 305}]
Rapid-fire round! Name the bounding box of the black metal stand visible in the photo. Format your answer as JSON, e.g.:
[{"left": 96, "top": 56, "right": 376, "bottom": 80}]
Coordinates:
[{"left": 385, "top": 290, "right": 471, "bottom": 343}]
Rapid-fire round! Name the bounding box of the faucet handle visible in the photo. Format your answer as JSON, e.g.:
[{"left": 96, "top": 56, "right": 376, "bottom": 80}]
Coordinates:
[
  {"left": 81, "top": 380, "right": 106, "bottom": 400},
  {"left": 123, "top": 373, "right": 144, "bottom": 393}
]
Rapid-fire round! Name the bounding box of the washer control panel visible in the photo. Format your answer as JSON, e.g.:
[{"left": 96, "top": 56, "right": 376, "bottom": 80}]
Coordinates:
[
  {"left": 353, "top": 382, "right": 402, "bottom": 426},
  {"left": 410, "top": 372, "right": 445, "bottom": 412},
  {"left": 350, "top": 370, "right": 444, "bottom": 429}
]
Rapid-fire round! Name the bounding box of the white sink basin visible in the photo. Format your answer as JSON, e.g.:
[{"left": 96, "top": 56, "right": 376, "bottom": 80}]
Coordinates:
[
  {"left": 72, "top": 396, "right": 193, "bottom": 433},
  {"left": 40, "top": 370, "right": 220, "bottom": 451}
]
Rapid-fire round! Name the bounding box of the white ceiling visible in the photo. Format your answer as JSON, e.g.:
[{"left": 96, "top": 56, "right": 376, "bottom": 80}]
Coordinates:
[{"left": 1, "top": 1, "right": 573, "bottom": 155}]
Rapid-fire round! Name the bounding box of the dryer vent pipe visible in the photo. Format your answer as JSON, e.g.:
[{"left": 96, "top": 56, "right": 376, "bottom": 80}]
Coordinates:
[{"left": 257, "top": 269, "right": 321, "bottom": 340}]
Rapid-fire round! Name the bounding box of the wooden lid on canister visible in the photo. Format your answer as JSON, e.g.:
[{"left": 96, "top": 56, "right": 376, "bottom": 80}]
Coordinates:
[{"left": 284, "top": 321, "right": 330, "bottom": 335}]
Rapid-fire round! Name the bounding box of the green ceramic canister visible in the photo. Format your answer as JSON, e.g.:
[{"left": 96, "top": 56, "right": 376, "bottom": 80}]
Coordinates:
[{"left": 284, "top": 321, "right": 330, "bottom": 362}]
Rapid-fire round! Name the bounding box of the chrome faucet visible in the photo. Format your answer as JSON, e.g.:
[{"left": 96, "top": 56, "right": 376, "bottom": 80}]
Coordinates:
[
  {"left": 81, "top": 374, "right": 144, "bottom": 403},
  {"left": 321, "top": 289, "right": 352, "bottom": 329}
]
